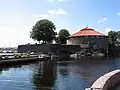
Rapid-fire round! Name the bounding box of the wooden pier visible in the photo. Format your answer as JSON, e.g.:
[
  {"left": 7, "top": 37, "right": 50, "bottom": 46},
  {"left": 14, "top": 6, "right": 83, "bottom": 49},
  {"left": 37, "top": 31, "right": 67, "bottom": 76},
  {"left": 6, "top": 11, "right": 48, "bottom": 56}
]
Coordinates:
[{"left": 0, "top": 56, "right": 50, "bottom": 65}]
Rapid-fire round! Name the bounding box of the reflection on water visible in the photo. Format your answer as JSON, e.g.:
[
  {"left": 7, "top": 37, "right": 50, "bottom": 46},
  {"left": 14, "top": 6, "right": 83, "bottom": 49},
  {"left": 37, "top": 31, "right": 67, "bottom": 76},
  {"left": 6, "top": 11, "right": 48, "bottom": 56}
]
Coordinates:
[
  {"left": 32, "top": 61, "right": 57, "bottom": 90},
  {"left": 0, "top": 57, "right": 120, "bottom": 90}
]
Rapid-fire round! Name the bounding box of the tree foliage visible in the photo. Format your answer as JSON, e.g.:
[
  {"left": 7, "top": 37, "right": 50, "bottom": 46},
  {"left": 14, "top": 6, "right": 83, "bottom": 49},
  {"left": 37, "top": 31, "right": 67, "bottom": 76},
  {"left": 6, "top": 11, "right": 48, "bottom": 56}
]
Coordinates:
[
  {"left": 56, "top": 29, "right": 70, "bottom": 44},
  {"left": 30, "top": 19, "right": 57, "bottom": 43},
  {"left": 108, "top": 31, "right": 120, "bottom": 46}
]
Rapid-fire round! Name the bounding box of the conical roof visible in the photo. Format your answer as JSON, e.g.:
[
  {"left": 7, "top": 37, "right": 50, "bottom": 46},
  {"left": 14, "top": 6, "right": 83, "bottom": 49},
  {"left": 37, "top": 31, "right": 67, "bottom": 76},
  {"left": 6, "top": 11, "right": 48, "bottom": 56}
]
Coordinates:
[{"left": 71, "top": 27, "right": 106, "bottom": 37}]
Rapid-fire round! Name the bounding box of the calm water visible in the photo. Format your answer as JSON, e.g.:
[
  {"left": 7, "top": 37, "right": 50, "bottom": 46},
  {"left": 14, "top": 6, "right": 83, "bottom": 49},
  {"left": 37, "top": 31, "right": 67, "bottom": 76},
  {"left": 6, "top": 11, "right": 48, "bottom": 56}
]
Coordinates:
[{"left": 0, "top": 57, "right": 120, "bottom": 90}]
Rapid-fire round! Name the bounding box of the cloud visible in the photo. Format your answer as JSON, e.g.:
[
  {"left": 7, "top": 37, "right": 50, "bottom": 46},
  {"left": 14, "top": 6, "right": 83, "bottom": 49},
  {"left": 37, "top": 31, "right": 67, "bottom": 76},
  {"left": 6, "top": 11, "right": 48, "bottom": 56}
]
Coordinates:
[
  {"left": 98, "top": 28, "right": 112, "bottom": 35},
  {"left": 48, "top": 10, "right": 56, "bottom": 14},
  {"left": 48, "top": 9, "right": 67, "bottom": 15},
  {"left": 104, "top": 28, "right": 112, "bottom": 35},
  {"left": 104, "top": 28, "right": 120, "bottom": 35},
  {"left": 0, "top": 1, "right": 69, "bottom": 47},
  {"left": 97, "top": 17, "right": 107, "bottom": 23},
  {"left": 117, "top": 12, "right": 120, "bottom": 16},
  {"left": 0, "top": 9, "right": 68, "bottom": 47},
  {"left": 105, "top": 28, "right": 111, "bottom": 32},
  {"left": 0, "top": 13, "right": 49, "bottom": 47}
]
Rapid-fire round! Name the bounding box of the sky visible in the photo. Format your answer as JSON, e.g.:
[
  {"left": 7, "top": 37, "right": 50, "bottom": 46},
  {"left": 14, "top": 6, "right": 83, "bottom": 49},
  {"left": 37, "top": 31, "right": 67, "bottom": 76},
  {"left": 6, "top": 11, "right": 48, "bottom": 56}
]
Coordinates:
[{"left": 0, "top": 0, "right": 120, "bottom": 47}]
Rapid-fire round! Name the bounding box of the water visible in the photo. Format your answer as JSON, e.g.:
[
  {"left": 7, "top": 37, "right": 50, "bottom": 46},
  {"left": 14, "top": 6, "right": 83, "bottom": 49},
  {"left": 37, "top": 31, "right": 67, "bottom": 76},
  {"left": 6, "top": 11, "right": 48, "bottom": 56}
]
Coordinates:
[{"left": 0, "top": 57, "right": 120, "bottom": 90}]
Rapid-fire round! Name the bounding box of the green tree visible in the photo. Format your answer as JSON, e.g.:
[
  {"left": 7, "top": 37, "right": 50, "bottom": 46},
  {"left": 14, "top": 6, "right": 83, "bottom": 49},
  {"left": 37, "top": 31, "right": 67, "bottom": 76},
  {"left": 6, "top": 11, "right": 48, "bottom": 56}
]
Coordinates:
[
  {"left": 56, "top": 29, "right": 70, "bottom": 44},
  {"left": 116, "top": 31, "right": 120, "bottom": 46},
  {"left": 30, "top": 19, "right": 57, "bottom": 43},
  {"left": 108, "top": 31, "right": 118, "bottom": 46}
]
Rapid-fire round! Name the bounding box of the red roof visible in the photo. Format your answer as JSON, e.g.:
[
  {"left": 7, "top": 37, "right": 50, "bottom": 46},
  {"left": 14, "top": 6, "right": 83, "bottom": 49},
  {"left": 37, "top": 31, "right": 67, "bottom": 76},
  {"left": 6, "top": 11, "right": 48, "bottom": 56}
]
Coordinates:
[{"left": 71, "top": 27, "right": 106, "bottom": 37}]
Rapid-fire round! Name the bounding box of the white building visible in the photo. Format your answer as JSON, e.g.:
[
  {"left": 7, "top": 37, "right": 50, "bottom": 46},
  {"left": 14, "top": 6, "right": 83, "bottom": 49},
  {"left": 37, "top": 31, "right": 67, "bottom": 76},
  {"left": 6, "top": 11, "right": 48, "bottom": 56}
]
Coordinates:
[{"left": 67, "top": 27, "right": 109, "bottom": 50}]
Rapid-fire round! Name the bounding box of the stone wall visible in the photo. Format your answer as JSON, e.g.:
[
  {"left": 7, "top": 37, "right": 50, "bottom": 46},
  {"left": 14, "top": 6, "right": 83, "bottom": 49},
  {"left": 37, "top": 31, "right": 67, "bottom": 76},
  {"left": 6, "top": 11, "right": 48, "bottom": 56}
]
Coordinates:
[
  {"left": 67, "top": 36, "right": 109, "bottom": 50},
  {"left": 17, "top": 44, "right": 81, "bottom": 55},
  {"left": 18, "top": 44, "right": 51, "bottom": 53}
]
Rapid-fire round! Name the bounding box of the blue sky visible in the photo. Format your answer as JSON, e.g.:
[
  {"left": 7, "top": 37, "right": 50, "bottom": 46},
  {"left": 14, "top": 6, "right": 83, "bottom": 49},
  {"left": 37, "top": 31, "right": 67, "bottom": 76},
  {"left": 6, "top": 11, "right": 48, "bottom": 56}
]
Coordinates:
[{"left": 0, "top": 0, "right": 120, "bottom": 47}]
